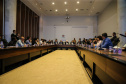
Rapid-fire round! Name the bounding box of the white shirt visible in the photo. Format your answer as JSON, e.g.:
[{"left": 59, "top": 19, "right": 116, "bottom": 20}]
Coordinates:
[
  {"left": 123, "top": 44, "right": 126, "bottom": 47},
  {"left": 96, "top": 40, "right": 102, "bottom": 47}
]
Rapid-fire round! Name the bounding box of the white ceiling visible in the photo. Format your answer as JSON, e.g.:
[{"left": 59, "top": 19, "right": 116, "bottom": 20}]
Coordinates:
[{"left": 21, "top": 0, "right": 113, "bottom": 16}]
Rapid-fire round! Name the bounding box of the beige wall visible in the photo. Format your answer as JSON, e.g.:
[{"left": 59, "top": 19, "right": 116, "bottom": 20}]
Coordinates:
[{"left": 98, "top": 0, "right": 117, "bottom": 36}]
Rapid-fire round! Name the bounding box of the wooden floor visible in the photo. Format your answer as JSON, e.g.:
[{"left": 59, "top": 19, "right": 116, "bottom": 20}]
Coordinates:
[{"left": 0, "top": 50, "right": 92, "bottom": 84}]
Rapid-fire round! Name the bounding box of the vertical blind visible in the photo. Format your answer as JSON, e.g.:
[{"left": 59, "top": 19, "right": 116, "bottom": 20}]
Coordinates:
[{"left": 16, "top": 0, "right": 39, "bottom": 39}]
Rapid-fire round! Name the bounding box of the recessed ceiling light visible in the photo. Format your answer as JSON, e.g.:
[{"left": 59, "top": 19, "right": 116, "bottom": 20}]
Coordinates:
[
  {"left": 66, "top": 9, "right": 68, "bottom": 11},
  {"left": 64, "top": 2, "right": 67, "bottom": 4},
  {"left": 52, "top": 2, "right": 55, "bottom": 5},
  {"left": 76, "top": 9, "right": 78, "bottom": 11},
  {"left": 40, "top": 8, "right": 41, "bottom": 9},
  {"left": 77, "top": 1, "right": 80, "bottom": 4},
  {"left": 55, "top": 9, "right": 58, "bottom": 12}
]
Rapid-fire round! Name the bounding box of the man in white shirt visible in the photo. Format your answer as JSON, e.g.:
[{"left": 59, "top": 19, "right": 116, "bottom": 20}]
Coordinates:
[{"left": 16, "top": 36, "right": 26, "bottom": 47}]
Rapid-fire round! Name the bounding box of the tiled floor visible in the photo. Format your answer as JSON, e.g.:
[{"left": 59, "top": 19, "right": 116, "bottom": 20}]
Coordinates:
[{"left": 0, "top": 50, "right": 92, "bottom": 84}]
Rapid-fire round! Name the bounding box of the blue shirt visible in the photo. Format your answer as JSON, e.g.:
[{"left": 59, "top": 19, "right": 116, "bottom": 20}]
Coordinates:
[
  {"left": 26, "top": 40, "right": 32, "bottom": 45},
  {"left": 16, "top": 40, "right": 25, "bottom": 47},
  {"left": 101, "top": 37, "right": 113, "bottom": 49}
]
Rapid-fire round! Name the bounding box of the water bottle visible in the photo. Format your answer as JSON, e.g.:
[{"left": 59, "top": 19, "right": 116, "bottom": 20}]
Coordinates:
[{"left": 95, "top": 44, "right": 97, "bottom": 50}]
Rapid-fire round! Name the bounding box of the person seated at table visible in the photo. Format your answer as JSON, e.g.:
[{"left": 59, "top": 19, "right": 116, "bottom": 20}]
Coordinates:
[
  {"left": 43, "top": 40, "right": 47, "bottom": 45},
  {"left": 25, "top": 36, "right": 32, "bottom": 46},
  {"left": 82, "top": 38, "right": 85, "bottom": 44},
  {"left": 16, "top": 33, "right": 20, "bottom": 40},
  {"left": 51, "top": 40, "right": 53, "bottom": 44},
  {"left": 8, "top": 37, "right": 17, "bottom": 46},
  {"left": 70, "top": 40, "right": 75, "bottom": 45},
  {"left": 40, "top": 39, "right": 44, "bottom": 45},
  {"left": 96, "top": 36, "right": 103, "bottom": 47},
  {"left": 101, "top": 33, "right": 113, "bottom": 49},
  {"left": 36, "top": 39, "right": 40, "bottom": 45},
  {"left": 47, "top": 40, "right": 51, "bottom": 44},
  {"left": 59, "top": 40, "right": 63, "bottom": 45},
  {"left": 111, "top": 32, "right": 117, "bottom": 42},
  {"left": 65, "top": 40, "right": 69, "bottom": 45},
  {"left": 16, "top": 36, "right": 26, "bottom": 47},
  {"left": 0, "top": 35, "right": 8, "bottom": 48},
  {"left": 54, "top": 39, "right": 58, "bottom": 45},
  {"left": 11, "top": 30, "right": 17, "bottom": 41},
  {"left": 77, "top": 39, "right": 81, "bottom": 44},
  {"left": 73, "top": 38, "right": 76, "bottom": 44},
  {"left": 32, "top": 38, "right": 37, "bottom": 45},
  {"left": 93, "top": 37, "right": 97, "bottom": 44}
]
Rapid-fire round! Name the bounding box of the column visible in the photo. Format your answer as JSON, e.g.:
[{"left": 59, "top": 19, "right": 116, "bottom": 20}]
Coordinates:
[
  {"left": 5, "top": 0, "right": 17, "bottom": 42},
  {"left": 117, "top": 0, "right": 126, "bottom": 47}
]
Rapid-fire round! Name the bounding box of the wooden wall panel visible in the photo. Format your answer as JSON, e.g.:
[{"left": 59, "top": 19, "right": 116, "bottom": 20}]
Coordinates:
[
  {"left": 32, "top": 13, "right": 35, "bottom": 38},
  {"left": 29, "top": 10, "right": 32, "bottom": 38},
  {"left": 16, "top": 0, "right": 39, "bottom": 39},
  {"left": 0, "top": 0, "right": 3, "bottom": 36},
  {"left": 25, "top": 7, "right": 29, "bottom": 38},
  {"left": 21, "top": 3, "right": 25, "bottom": 37},
  {"left": 16, "top": 0, "right": 21, "bottom": 35},
  {"left": 37, "top": 17, "right": 39, "bottom": 38}
]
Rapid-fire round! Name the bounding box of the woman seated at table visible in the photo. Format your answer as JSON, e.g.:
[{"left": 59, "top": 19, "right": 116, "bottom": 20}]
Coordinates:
[{"left": 96, "top": 36, "right": 103, "bottom": 48}]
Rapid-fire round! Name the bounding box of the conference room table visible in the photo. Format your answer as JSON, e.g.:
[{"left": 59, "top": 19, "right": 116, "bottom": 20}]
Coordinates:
[{"left": 0, "top": 45, "right": 126, "bottom": 83}]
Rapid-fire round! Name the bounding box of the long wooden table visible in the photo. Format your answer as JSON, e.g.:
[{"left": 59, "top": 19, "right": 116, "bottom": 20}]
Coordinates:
[
  {"left": 76, "top": 46, "right": 126, "bottom": 84},
  {"left": 0, "top": 45, "right": 126, "bottom": 83}
]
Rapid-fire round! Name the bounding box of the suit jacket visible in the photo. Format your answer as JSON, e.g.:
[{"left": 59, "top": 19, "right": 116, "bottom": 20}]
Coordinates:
[
  {"left": 65, "top": 42, "right": 69, "bottom": 45},
  {"left": 11, "top": 33, "right": 17, "bottom": 40},
  {"left": 111, "top": 36, "right": 117, "bottom": 42},
  {"left": 54, "top": 42, "right": 58, "bottom": 45},
  {"left": 59, "top": 42, "right": 63, "bottom": 45}
]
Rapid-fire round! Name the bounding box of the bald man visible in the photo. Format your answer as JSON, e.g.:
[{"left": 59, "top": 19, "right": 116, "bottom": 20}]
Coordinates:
[{"left": 16, "top": 36, "right": 26, "bottom": 47}]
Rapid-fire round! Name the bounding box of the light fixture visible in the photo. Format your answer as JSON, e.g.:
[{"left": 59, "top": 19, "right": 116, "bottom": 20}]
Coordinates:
[
  {"left": 64, "top": 2, "right": 67, "bottom": 4},
  {"left": 76, "top": 9, "right": 78, "bottom": 11},
  {"left": 52, "top": 2, "right": 55, "bottom": 5},
  {"left": 40, "top": 8, "right": 41, "bottom": 9},
  {"left": 55, "top": 9, "right": 58, "bottom": 12},
  {"left": 66, "top": 9, "right": 68, "bottom": 11},
  {"left": 77, "top": 1, "right": 80, "bottom": 4}
]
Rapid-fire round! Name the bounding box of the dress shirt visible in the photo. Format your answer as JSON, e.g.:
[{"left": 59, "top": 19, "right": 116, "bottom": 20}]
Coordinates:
[
  {"left": 96, "top": 40, "right": 102, "bottom": 47},
  {"left": 101, "top": 37, "right": 113, "bottom": 48},
  {"left": 16, "top": 40, "right": 25, "bottom": 47},
  {"left": 26, "top": 40, "right": 32, "bottom": 45}
]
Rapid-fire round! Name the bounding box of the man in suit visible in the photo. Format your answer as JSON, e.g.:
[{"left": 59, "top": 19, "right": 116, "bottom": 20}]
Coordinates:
[
  {"left": 65, "top": 40, "right": 69, "bottom": 45},
  {"left": 111, "top": 32, "right": 117, "bottom": 42},
  {"left": 54, "top": 39, "right": 58, "bottom": 45},
  {"left": 11, "top": 30, "right": 17, "bottom": 41},
  {"left": 101, "top": 33, "right": 113, "bottom": 49},
  {"left": 59, "top": 40, "right": 63, "bottom": 45}
]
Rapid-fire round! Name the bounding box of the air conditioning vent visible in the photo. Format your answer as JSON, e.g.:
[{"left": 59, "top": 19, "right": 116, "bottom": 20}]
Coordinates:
[{"left": 96, "top": 12, "right": 100, "bottom": 14}]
